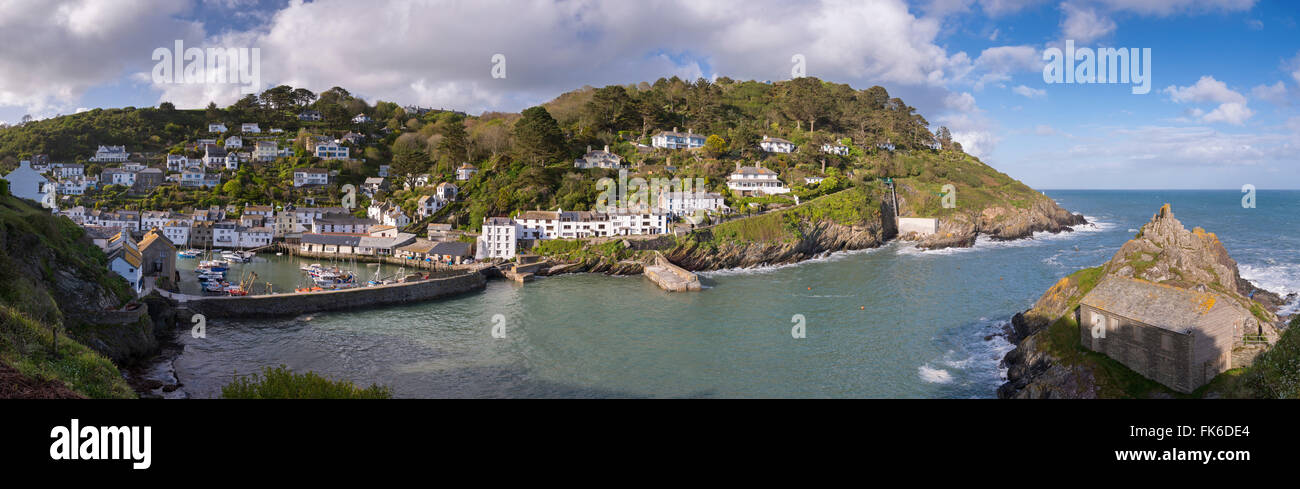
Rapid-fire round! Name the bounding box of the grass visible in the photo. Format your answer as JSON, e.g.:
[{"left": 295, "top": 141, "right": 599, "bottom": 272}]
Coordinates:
[
  {"left": 0, "top": 306, "right": 135, "bottom": 398},
  {"left": 705, "top": 186, "right": 876, "bottom": 244},
  {"left": 221, "top": 365, "right": 392, "bottom": 399}
]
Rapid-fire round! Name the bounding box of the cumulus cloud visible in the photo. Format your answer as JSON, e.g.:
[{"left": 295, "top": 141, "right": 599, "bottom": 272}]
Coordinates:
[
  {"left": 128, "top": 0, "right": 983, "bottom": 114},
  {"left": 0, "top": 0, "right": 203, "bottom": 115},
  {"left": 1012, "top": 84, "right": 1046, "bottom": 98},
  {"left": 1060, "top": 3, "right": 1116, "bottom": 43},
  {"left": 1251, "top": 81, "right": 1287, "bottom": 105},
  {"left": 1163, "top": 75, "right": 1253, "bottom": 125}
]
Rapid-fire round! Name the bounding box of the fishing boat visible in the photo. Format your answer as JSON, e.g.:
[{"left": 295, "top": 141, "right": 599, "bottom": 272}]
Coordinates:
[
  {"left": 198, "top": 260, "right": 229, "bottom": 272},
  {"left": 222, "top": 250, "right": 255, "bottom": 263},
  {"left": 177, "top": 249, "right": 202, "bottom": 258}
]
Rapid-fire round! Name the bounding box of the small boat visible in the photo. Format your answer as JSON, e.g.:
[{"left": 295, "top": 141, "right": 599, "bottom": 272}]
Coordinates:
[
  {"left": 177, "top": 249, "right": 202, "bottom": 258},
  {"left": 222, "top": 250, "right": 255, "bottom": 263}
]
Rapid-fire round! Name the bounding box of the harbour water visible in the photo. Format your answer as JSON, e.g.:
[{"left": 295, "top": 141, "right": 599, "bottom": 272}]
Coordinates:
[{"left": 159, "top": 190, "right": 1300, "bottom": 398}]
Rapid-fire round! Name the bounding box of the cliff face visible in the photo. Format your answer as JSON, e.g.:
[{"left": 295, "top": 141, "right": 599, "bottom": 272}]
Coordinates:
[
  {"left": 665, "top": 220, "right": 884, "bottom": 271},
  {"left": 998, "top": 204, "right": 1284, "bottom": 399},
  {"left": 912, "top": 195, "right": 1087, "bottom": 250}
]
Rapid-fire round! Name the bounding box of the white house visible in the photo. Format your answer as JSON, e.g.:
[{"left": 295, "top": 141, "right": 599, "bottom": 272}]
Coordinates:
[
  {"left": 436, "top": 182, "right": 457, "bottom": 202},
  {"left": 212, "top": 221, "right": 239, "bottom": 248},
  {"left": 60, "top": 206, "right": 85, "bottom": 224},
  {"left": 181, "top": 169, "right": 205, "bottom": 188},
  {"left": 574, "top": 145, "right": 624, "bottom": 169},
  {"left": 241, "top": 122, "right": 261, "bottom": 133},
  {"left": 367, "top": 201, "right": 410, "bottom": 228},
  {"left": 417, "top": 195, "right": 444, "bottom": 219},
  {"left": 609, "top": 212, "right": 669, "bottom": 236},
  {"left": 2, "top": 160, "right": 52, "bottom": 205},
  {"left": 166, "top": 154, "right": 188, "bottom": 172},
  {"left": 804, "top": 176, "right": 826, "bottom": 185},
  {"left": 656, "top": 191, "right": 727, "bottom": 217},
  {"left": 651, "top": 128, "right": 706, "bottom": 149},
  {"left": 100, "top": 168, "right": 136, "bottom": 187},
  {"left": 225, "top": 152, "right": 241, "bottom": 170},
  {"left": 759, "top": 136, "right": 796, "bottom": 153},
  {"left": 254, "top": 141, "right": 278, "bottom": 162},
  {"left": 225, "top": 136, "right": 242, "bottom": 150},
  {"left": 456, "top": 163, "right": 477, "bottom": 181},
  {"left": 298, "top": 110, "right": 322, "bottom": 121},
  {"left": 314, "top": 143, "right": 349, "bottom": 160},
  {"left": 478, "top": 217, "right": 518, "bottom": 259},
  {"left": 209, "top": 123, "right": 228, "bottom": 133},
  {"left": 55, "top": 164, "right": 84, "bottom": 179},
  {"left": 293, "top": 168, "right": 330, "bottom": 187},
  {"left": 203, "top": 144, "right": 228, "bottom": 168},
  {"left": 236, "top": 226, "right": 273, "bottom": 248},
  {"left": 106, "top": 232, "right": 143, "bottom": 294},
  {"left": 352, "top": 114, "right": 372, "bottom": 124},
  {"left": 821, "top": 144, "right": 850, "bottom": 156},
  {"left": 727, "top": 163, "right": 790, "bottom": 196},
  {"left": 162, "top": 220, "right": 192, "bottom": 247},
  {"left": 57, "top": 177, "right": 90, "bottom": 196},
  {"left": 312, "top": 214, "right": 377, "bottom": 234},
  {"left": 90, "top": 145, "right": 128, "bottom": 163}
]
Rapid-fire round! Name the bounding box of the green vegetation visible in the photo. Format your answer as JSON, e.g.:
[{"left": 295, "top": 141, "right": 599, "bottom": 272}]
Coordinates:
[
  {"left": 221, "top": 365, "right": 392, "bottom": 399},
  {"left": 0, "top": 193, "right": 135, "bottom": 398},
  {"left": 1232, "top": 316, "right": 1300, "bottom": 398},
  {"left": 703, "top": 186, "right": 877, "bottom": 244}
]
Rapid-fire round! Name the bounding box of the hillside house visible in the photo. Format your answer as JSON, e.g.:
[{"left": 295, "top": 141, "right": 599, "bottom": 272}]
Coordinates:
[
  {"left": 759, "top": 136, "right": 796, "bottom": 153},
  {"left": 652, "top": 128, "right": 705, "bottom": 149}
]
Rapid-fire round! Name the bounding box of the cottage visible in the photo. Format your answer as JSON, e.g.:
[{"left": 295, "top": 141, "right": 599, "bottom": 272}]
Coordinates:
[
  {"left": 166, "top": 154, "right": 188, "bottom": 171},
  {"left": 651, "top": 128, "right": 705, "bottom": 149},
  {"left": 293, "top": 168, "right": 330, "bottom": 187},
  {"left": 91, "top": 145, "right": 128, "bottom": 163},
  {"left": 100, "top": 168, "right": 136, "bottom": 187},
  {"left": 298, "top": 110, "right": 322, "bottom": 122},
  {"left": 574, "top": 145, "right": 624, "bottom": 169},
  {"left": 1078, "top": 277, "right": 1255, "bottom": 393},
  {"left": 456, "top": 163, "right": 477, "bottom": 181},
  {"left": 225, "top": 136, "right": 243, "bottom": 150},
  {"left": 417, "top": 195, "right": 444, "bottom": 219},
  {"left": 105, "top": 232, "right": 143, "bottom": 294},
  {"left": 203, "top": 144, "right": 228, "bottom": 168},
  {"left": 436, "top": 182, "right": 458, "bottom": 202},
  {"left": 727, "top": 163, "right": 790, "bottom": 196},
  {"left": 241, "top": 122, "right": 261, "bottom": 133},
  {"left": 759, "top": 136, "right": 796, "bottom": 153},
  {"left": 1, "top": 160, "right": 52, "bottom": 205},
  {"left": 138, "top": 229, "right": 176, "bottom": 288},
  {"left": 656, "top": 191, "right": 727, "bottom": 217},
  {"left": 821, "top": 144, "right": 850, "bottom": 156},
  {"left": 209, "top": 123, "right": 228, "bottom": 133},
  {"left": 352, "top": 114, "right": 372, "bottom": 124},
  {"left": 255, "top": 140, "right": 278, "bottom": 162},
  {"left": 314, "top": 143, "right": 349, "bottom": 160},
  {"left": 362, "top": 177, "right": 388, "bottom": 198},
  {"left": 312, "top": 213, "right": 377, "bottom": 234}
]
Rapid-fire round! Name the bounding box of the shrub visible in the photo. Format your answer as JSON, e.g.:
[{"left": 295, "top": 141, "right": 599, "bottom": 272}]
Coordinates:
[{"left": 221, "top": 365, "right": 392, "bottom": 399}]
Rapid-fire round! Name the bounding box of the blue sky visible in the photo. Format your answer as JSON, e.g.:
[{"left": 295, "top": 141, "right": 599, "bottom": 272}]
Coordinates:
[{"left": 1, "top": 0, "right": 1297, "bottom": 189}]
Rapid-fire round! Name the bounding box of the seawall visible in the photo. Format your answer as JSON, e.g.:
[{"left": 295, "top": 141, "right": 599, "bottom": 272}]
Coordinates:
[{"left": 188, "top": 272, "right": 486, "bottom": 318}]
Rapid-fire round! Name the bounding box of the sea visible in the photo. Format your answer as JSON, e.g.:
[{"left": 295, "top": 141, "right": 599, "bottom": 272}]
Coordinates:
[{"left": 145, "top": 190, "right": 1300, "bottom": 398}]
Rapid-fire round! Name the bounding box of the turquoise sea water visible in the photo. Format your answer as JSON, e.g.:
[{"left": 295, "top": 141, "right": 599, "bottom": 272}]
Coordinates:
[{"left": 160, "top": 190, "right": 1300, "bottom": 398}]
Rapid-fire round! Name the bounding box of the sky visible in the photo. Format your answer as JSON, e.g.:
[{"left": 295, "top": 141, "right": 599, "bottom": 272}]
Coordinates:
[{"left": 0, "top": 0, "right": 1298, "bottom": 189}]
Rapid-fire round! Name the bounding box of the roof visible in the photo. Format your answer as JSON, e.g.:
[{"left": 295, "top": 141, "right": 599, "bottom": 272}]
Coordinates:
[
  {"left": 517, "top": 210, "right": 559, "bottom": 221},
  {"left": 296, "top": 168, "right": 329, "bottom": 175},
  {"left": 762, "top": 136, "right": 794, "bottom": 145},
  {"left": 458, "top": 163, "right": 477, "bottom": 170},
  {"left": 654, "top": 130, "right": 704, "bottom": 138},
  {"left": 1080, "top": 277, "right": 1244, "bottom": 334},
  {"left": 429, "top": 241, "right": 472, "bottom": 257},
  {"left": 733, "top": 167, "right": 769, "bottom": 176},
  {"left": 484, "top": 217, "right": 514, "bottom": 226},
  {"left": 364, "top": 177, "right": 386, "bottom": 185},
  {"left": 139, "top": 230, "right": 175, "bottom": 252},
  {"left": 399, "top": 239, "right": 437, "bottom": 254},
  {"left": 301, "top": 233, "right": 363, "bottom": 246}
]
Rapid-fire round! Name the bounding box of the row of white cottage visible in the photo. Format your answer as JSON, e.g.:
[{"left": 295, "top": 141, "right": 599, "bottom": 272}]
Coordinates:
[{"left": 478, "top": 207, "right": 686, "bottom": 259}]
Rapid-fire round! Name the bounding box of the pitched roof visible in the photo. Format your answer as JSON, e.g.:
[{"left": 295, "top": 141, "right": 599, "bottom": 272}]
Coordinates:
[{"left": 1081, "top": 277, "right": 1245, "bottom": 334}]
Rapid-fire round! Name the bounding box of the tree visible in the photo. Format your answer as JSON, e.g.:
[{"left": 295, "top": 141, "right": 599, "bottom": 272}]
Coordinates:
[
  {"left": 704, "top": 134, "right": 727, "bottom": 158},
  {"left": 512, "top": 106, "right": 566, "bottom": 166},
  {"left": 390, "top": 134, "right": 430, "bottom": 189},
  {"left": 436, "top": 115, "right": 468, "bottom": 167},
  {"left": 777, "top": 77, "right": 832, "bottom": 132}
]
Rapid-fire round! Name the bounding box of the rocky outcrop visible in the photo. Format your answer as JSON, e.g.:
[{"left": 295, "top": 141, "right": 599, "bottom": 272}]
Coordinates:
[
  {"left": 998, "top": 204, "right": 1285, "bottom": 399},
  {"left": 666, "top": 220, "right": 884, "bottom": 271},
  {"left": 915, "top": 198, "right": 1087, "bottom": 250}
]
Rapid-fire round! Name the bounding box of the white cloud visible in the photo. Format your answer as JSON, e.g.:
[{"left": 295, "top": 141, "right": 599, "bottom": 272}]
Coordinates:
[
  {"left": 0, "top": 0, "right": 202, "bottom": 115},
  {"left": 137, "top": 0, "right": 980, "bottom": 114},
  {"left": 1285, "top": 51, "right": 1300, "bottom": 85},
  {"left": 1164, "top": 76, "right": 1246, "bottom": 105},
  {"left": 1164, "top": 76, "right": 1253, "bottom": 125},
  {"left": 944, "top": 91, "right": 978, "bottom": 112},
  {"left": 1200, "top": 102, "right": 1254, "bottom": 125},
  {"left": 1012, "top": 85, "right": 1046, "bottom": 98},
  {"left": 1060, "top": 3, "right": 1116, "bottom": 43},
  {"left": 1251, "top": 81, "right": 1287, "bottom": 105}
]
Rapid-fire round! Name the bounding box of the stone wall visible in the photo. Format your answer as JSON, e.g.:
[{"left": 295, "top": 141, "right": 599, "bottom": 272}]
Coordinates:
[
  {"left": 189, "top": 272, "right": 486, "bottom": 318},
  {"left": 897, "top": 217, "right": 939, "bottom": 236},
  {"left": 1078, "top": 304, "right": 1199, "bottom": 393}
]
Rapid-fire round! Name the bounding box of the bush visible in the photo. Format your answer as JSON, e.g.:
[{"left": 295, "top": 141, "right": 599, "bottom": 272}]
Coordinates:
[{"left": 221, "top": 365, "right": 392, "bottom": 399}]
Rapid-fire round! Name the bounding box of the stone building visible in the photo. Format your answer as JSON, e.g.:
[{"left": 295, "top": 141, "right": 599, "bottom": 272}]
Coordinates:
[
  {"left": 1078, "top": 276, "right": 1255, "bottom": 393},
  {"left": 138, "top": 229, "right": 177, "bottom": 290}
]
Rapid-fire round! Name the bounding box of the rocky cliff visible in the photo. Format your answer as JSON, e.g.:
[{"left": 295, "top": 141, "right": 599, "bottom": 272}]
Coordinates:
[
  {"left": 665, "top": 219, "right": 884, "bottom": 270},
  {"left": 998, "top": 204, "right": 1287, "bottom": 399}
]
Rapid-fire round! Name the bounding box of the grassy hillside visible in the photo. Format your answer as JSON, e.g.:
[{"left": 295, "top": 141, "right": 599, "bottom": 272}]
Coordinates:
[{"left": 0, "top": 190, "right": 135, "bottom": 398}]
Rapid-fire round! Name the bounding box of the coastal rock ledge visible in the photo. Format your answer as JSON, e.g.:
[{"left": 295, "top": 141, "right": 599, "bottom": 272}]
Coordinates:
[{"left": 997, "top": 204, "right": 1289, "bottom": 399}]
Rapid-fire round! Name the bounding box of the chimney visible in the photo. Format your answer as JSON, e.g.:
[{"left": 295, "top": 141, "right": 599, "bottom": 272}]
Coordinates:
[
  {"left": 586, "top": 145, "right": 591, "bottom": 153},
  {"left": 673, "top": 126, "right": 678, "bottom": 133},
  {"left": 604, "top": 144, "right": 609, "bottom": 153},
  {"left": 735, "top": 162, "right": 741, "bottom": 170}
]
